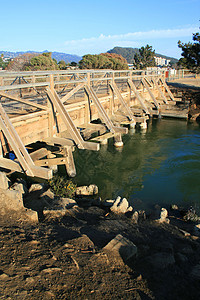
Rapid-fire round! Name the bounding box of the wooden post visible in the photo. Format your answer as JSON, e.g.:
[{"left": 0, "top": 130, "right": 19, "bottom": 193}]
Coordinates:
[
  {"left": 48, "top": 74, "right": 55, "bottom": 137},
  {"left": 109, "top": 81, "right": 114, "bottom": 116},
  {"left": 0, "top": 77, "right": 3, "bottom": 86}
]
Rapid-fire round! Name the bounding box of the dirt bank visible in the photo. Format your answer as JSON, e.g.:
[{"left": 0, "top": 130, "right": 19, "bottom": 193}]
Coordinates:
[{"left": 1, "top": 193, "right": 200, "bottom": 300}]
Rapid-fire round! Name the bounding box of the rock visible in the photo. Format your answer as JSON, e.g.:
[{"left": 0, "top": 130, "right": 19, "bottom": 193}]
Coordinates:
[
  {"left": 103, "top": 234, "right": 137, "bottom": 262},
  {"left": 138, "top": 210, "right": 146, "bottom": 220},
  {"left": 194, "top": 224, "right": 200, "bottom": 236},
  {"left": 171, "top": 204, "right": 179, "bottom": 210},
  {"left": 43, "top": 208, "right": 66, "bottom": 219},
  {"left": 146, "top": 252, "right": 175, "bottom": 269},
  {"left": 58, "top": 198, "right": 77, "bottom": 209},
  {"left": 40, "top": 188, "right": 55, "bottom": 203},
  {"left": 29, "top": 183, "right": 45, "bottom": 193},
  {"left": 23, "top": 208, "right": 38, "bottom": 222},
  {"left": 0, "top": 272, "right": 9, "bottom": 281},
  {"left": 132, "top": 211, "right": 139, "bottom": 224},
  {"left": 102, "top": 199, "right": 115, "bottom": 207},
  {"left": 110, "top": 197, "right": 133, "bottom": 214},
  {"left": 10, "top": 182, "right": 28, "bottom": 194},
  {"left": 0, "top": 172, "right": 10, "bottom": 190},
  {"left": 179, "top": 229, "right": 191, "bottom": 237},
  {"left": 183, "top": 207, "right": 200, "bottom": 222},
  {"left": 0, "top": 188, "right": 24, "bottom": 213},
  {"left": 67, "top": 234, "right": 95, "bottom": 251},
  {"left": 42, "top": 267, "right": 62, "bottom": 274},
  {"left": 190, "top": 264, "right": 200, "bottom": 280},
  {"left": 155, "top": 208, "right": 170, "bottom": 224},
  {"left": 76, "top": 184, "right": 98, "bottom": 196}
]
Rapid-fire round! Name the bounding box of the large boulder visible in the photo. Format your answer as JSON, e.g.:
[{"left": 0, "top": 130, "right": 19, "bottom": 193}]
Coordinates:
[
  {"left": 0, "top": 172, "right": 10, "bottom": 190},
  {"left": 103, "top": 234, "right": 137, "bottom": 263},
  {"left": 75, "top": 184, "right": 98, "bottom": 196},
  {"left": 110, "top": 196, "right": 133, "bottom": 214}
]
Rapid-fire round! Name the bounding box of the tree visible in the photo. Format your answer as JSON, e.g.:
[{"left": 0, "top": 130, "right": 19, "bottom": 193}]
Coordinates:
[
  {"left": 178, "top": 33, "right": 200, "bottom": 73},
  {"left": 58, "top": 60, "right": 67, "bottom": 70},
  {"left": 79, "top": 53, "right": 128, "bottom": 70},
  {"left": 133, "top": 45, "right": 156, "bottom": 69}
]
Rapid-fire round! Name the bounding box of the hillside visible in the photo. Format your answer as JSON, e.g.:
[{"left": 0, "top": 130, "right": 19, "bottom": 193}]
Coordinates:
[
  {"left": 107, "top": 47, "right": 178, "bottom": 65},
  {"left": 0, "top": 51, "right": 82, "bottom": 63}
]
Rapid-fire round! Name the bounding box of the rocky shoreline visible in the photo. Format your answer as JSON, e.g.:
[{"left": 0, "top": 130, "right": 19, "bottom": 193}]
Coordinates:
[{"left": 1, "top": 175, "right": 200, "bottom": 299}]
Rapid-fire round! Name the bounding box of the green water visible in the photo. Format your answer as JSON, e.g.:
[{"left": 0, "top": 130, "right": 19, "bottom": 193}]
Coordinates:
[{"left": 70, "top": 119, "right": 200, "bottom": 211}]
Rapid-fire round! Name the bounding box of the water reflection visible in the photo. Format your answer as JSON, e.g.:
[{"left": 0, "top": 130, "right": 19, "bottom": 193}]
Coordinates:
[{"left": 68, "top": 119, "right": 200, "bottom": 211}]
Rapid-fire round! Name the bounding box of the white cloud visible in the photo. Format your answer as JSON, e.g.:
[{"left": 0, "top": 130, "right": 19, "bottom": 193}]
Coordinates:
[{"left": 63, "top": 26, "right": 199, "bottom": 56}]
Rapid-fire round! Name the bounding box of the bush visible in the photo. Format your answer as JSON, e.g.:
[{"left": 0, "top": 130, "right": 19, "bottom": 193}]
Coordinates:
[{"left": 49, "top": 175, "right": 77, "bottom": 198}]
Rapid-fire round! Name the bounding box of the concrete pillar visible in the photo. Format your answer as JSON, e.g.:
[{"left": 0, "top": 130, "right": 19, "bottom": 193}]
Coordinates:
[
  {"left": 101, "top": 139, "right": 108, "bottom": 145},
  {"left": 140, "top": 121, "right": 147, "bottom": 130},
  {"left": 130, "top": 121, "right": 136, "bottom": 129},
  {"left": 114, "top": 134, "right": 123, "bottom": 147}
]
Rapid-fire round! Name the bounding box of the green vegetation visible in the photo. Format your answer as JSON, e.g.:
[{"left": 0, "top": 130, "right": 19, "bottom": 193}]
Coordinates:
[
  {"left": 79, "top": 53, "right": 128, "bottom": 70},
  {"left": 24, "top": 52, "right": 58, "bottom": 71},
  {"left": 0, "top": 54, "right": 9, "bottom": 69},
  {"left": 178, "top": 32, "right": 200, "bottom": 73},
  {"left": 133, "top": 45, "right": 156, "bottom": 69},
  {"left": 49, "top": 175, "right": 77, "bottom": 198}
]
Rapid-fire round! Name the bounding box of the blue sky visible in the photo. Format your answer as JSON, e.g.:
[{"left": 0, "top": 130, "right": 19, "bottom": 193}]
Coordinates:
[{"left": 1, "top": 0, "right": 199, "bottom": 58}]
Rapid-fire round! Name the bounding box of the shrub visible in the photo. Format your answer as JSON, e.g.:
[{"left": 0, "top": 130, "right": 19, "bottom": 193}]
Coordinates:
[{"left": 49, "top": 175, "right": 76, "bottom": 198}]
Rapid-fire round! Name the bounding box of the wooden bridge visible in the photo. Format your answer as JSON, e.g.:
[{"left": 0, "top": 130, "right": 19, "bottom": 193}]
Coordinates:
[{"left": 0, "top": 69, "right": 189, "bottom": 179}]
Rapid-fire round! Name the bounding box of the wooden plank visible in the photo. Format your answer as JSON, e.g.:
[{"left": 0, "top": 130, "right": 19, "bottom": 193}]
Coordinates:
[
  {"left": 0, "top": 91, "right": 48, "bottom": 111},
  {"left": 62, "top": 146, "right": 76, "bottom": 177},
  {"left": 127, "top": 79, "right": 151, "bottom": 115},
  {"left": 113, "top": 126, "right": 128, "bottom": 134},
  {"left": 0, "top": 158, "right": 22, "bottom": 172},
  {"left": 159, "top": 77, "right": 175, "bottom": 101},
  {"left": 109, "top": 82, "right": 135, "bottom": 122},
  {"left": 61, "top": 82, "right": 85, "bottom": 103},
  {"left": 142, "top": 78, "right": 160, "bottom": 109},
  {"left": 34, "top": 157, "right": 67, "bottom": 167},
  {"left": 30, "top": 148, "right": 50, "bottom": 161},
  {"left": 91, "top": 132, "right": 116, "bottom": 142},
  {"left": 46, "top": 87, "right": 85, "bottom": 149},
  {"left": 84, "top": 85, "right": 115, "bottom": 133},
  {"left": 153, "top": 79, "right": 168, "bottom": 104},
  {"left": 43, "top": 137, "right": 74, "bottom": 147}
]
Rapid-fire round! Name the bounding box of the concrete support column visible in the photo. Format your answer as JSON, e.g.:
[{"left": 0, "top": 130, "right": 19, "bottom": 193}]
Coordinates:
[{"left": 114, "top": 133, "right": 123, "bottom": 147}]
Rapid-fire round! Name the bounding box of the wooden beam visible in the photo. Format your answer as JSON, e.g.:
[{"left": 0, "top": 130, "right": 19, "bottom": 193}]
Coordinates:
[
  {"left": 62, "top": 146, "right": 76, "bottom": 177},
  {"left": 127, "top": 79, "right": 150, "bottom": 115},
  {"left": 142, "top": 78, "right": 159, "bottom": 109},
  {"left": 61, "top": 82, "right": 85, "bottom": 103},
  {"left": 0, "top": 91, "right": 48, "bottom": 111},
  {"left": 0, "top": 158, "right": 22, "bottom": 172},
  {"left": 46, "top": 87, "right": 86, "bottom": 149},
  {"left": 153, "top": 79, "right": 168, "bottom": 104},
  {"left": 30, "top": 148, "right": 50, "bottom": 161}
]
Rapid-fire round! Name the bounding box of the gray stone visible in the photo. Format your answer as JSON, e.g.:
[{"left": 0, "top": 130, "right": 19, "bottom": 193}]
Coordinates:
[
  {"left": 194, "top": 224, "right": 200, "bottom": 236},
  {"left": 23, "top": 208, "right": 38, "bottom": 222},
  {"left": 58, "top": 198, "right": 77, "bottom": 209},
  {"left": 75, "top": 184, "right": 98, "bottom": 196},
  {"left": 102, "top": 199, "right": 115, "bottom": 207},
  {"left": 146, "top": 252, "right": 175, "bottom": 269},
  {"left": 0, "top": 172, "right": 10, "bottom": 190},
  {"left": 10, "top": 182, "right": 28, "bottom": 195},
  {"left": 0, "top": 188, "right": 24, "bottom": 213},
  {"left": 132, "top": 211, "right": 139, "bottom": 224},
  {"left": 103, "top": 234, "right": 137, "bottom": 262},
  {"left": 155, "top": 208, "right": 170, "bottom": 224},
  {"left": 110, "top": 197, "right": 132, "bottom": 214},
  {"left": 29, "top": 183, "right": 45, "bottom": 193},
  {"left": 40, "top": 188, "right": 55, "bottom": 202},
  {"left": 170, "top": 204, "right": 179, "bottom": 210}
]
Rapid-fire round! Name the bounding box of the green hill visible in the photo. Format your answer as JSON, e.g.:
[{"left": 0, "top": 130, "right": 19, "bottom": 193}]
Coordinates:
[{"left": 107, "top": 47, "right": 178, "bottom": 66}]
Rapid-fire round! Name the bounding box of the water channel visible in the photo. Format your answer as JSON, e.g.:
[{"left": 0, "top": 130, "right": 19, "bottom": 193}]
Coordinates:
[{"left": 68, "top": 119, "right": 200, "bottom": 212}]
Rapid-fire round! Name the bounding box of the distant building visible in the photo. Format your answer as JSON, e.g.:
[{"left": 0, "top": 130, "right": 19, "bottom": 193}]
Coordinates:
[{"left": 154, "top": 56, "right": 170, "bottom": 67}]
